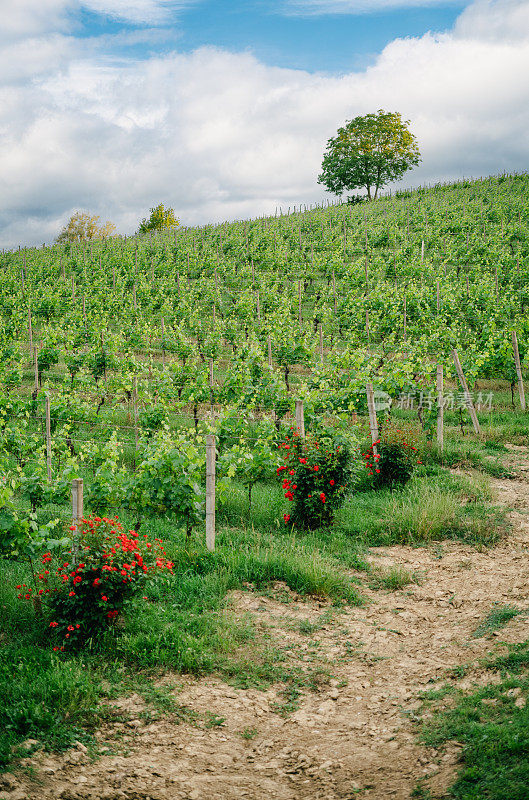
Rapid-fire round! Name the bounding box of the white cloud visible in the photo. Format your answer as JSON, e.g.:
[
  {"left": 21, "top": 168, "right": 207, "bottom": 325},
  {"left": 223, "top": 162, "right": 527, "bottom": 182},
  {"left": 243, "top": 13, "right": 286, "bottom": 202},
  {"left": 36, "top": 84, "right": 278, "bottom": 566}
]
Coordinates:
[
  {"left": 283, "top": 0, "right": 467, "bottom": 15},
  {"left": 81, "top": 0, "right": 200, "bottom": 25},
  {"left": 0, "top": 0, "right": 199, "bottom": 41},
  {"left": 0, "top": 0, "right": 528, "bottom": 247},
  {"left": 455, "top": 0, "right": 529, "bottom": 41}
]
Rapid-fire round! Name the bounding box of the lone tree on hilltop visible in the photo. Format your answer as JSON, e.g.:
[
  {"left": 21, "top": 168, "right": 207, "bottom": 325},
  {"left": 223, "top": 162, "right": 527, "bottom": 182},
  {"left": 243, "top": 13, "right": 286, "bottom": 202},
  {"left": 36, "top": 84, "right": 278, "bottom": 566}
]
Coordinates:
[
  {"left": 56, "top": 212, "right": 116, "bottom": 243},
  {"left": 318, "top": 110, "right": 421, "bottom": 200},
  {"left": 138, "top": 203, "right": 179, "bottom": 235}
]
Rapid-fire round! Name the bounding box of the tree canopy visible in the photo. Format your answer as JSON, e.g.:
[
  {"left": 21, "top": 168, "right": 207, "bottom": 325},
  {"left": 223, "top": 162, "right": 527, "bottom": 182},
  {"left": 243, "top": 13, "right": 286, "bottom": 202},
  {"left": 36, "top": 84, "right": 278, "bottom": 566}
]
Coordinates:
[
  {"left": 318, "top": 110, "right": 421, "bottom": 200},
  {"left": 138, "top": 204, "right": 179, "bottom": 235},
  {"left": 56, "top": 212, "right": 116, "bottom": 243}
]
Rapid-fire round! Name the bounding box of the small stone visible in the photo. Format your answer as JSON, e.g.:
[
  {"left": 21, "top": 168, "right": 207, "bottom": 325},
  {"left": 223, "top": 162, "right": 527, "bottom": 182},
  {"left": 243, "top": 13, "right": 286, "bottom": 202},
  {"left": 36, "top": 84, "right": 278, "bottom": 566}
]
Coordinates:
[{"left": 515, "top": 697, "right": 526, "bottom": 709}]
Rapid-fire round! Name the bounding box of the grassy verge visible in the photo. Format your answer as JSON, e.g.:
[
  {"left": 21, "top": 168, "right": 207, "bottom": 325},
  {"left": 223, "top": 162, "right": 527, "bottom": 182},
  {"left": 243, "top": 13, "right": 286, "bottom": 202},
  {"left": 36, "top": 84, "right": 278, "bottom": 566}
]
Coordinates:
[
  {"left": 419, "top": 641, "right": 529, "bottom": 799},
  {"left": 339, "top": 467, "right": 506, "bottom": 547}
]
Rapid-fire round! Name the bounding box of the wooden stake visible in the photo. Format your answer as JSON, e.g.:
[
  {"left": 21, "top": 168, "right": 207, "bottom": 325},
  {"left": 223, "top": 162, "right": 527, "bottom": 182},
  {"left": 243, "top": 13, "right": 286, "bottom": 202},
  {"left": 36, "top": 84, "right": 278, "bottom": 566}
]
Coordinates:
[
  {"left": 436, "top": 365, "right": 444, "bottom": 451},
  {"left": 34, "top": 346, "right": 39, "bottom": 393},
  {"left": 512, "top": 331, "right": 526, "bottom": 411},
  {"left": 319, "top": 323, "right": 323, "bottom": 362},
  {"left": 132, "top": 377, "right": 139, "bottom": 454},
  {"left": 45, "top": 393, "right": 52, "bottom": 483},
  {"left": 452, "top": 350, "right": 481, "bottom": 434},
  {"left": 436, "top": 280, "right": 440, "bottom": 312},
  {"left": 366, "top": 383, "right": 379, "bottom": 454},
  {"left": 209, "top": 359, "right": 214, "bottom": 412},
  {"left": 206, "top": 434, "right": 216, "bottom": 552},
  {"left": 256, "top": 291, "right": 261, "bottom": 320},
  {"left": 295, "top": 399, "right": 305, "bottom": 438},
  {"left": 71, "top": 478, "right": 84, "bottom": 565},
  {"left": 298, "top": 280, "right": 302, "bottom": 325},
  {"left": 332, "top": 270, "right": 337, "bottom": 313},
  {"left": 267, "top": 335, "right": 272, "bottom": 368},
  {"left": 28, "top": 309, "right": 33, "bottom": 353}
]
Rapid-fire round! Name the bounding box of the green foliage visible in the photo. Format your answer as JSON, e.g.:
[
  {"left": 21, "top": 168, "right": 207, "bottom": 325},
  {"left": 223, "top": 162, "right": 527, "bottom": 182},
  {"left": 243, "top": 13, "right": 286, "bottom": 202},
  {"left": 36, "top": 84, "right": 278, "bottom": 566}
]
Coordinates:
[
  {"left": 318, "top": 109, "right": 421, "bottom": 199},
  {"left": 126, "top": 431, "right": 205, "bottom": 533},
  {"left": 138, "top": 203, "right": 179, "bottom": 235},
  {"left": 364, "top": 424, "right": 421, "bottom": 490}
]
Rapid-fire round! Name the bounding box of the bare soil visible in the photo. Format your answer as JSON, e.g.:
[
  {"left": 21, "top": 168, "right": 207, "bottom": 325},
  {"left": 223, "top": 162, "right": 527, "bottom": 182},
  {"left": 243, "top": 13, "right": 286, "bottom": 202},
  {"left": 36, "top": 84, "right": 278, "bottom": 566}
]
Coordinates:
[{"left": 3, "top": 448, "right": 529, "bottom": 800}]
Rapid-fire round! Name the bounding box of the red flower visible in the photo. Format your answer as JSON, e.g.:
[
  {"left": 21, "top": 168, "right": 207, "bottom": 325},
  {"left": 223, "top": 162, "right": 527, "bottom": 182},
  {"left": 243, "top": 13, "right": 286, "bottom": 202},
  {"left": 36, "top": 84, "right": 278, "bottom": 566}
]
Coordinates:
[
  {"left": 329, "top": 479, "right": 335, "bottom": 486},
  {"left": 69, "top": 591, "right": 76, "bottom": 597},
  {"left": 49, "top": 621, "right": 58, "bottom": 628},
  {"left": 313, "top": 465, "right": 319, "bottom": 472},
  {"left": 101, "top": 595, "right": 108, "bottom": 602},
  {"left": 283, "top": 514, "right": 291, "bottom": 523},
  {"left": 67, "top": 625, "right": 75, "bottom": 631},
  {"left": 299, "top": 458, "right": 307, "bottom": 464},
  {"left": 320, "top": 493, "right": 326, "bottom": 503},
  {"left": 73, "top": 575, "right": 82, "bottom": 585},
  {"left": 289, "top": 469, "right": 295, "bottom": 476},
  {"left": 277, "top": 466, "right": 287, "bottom": 474}
]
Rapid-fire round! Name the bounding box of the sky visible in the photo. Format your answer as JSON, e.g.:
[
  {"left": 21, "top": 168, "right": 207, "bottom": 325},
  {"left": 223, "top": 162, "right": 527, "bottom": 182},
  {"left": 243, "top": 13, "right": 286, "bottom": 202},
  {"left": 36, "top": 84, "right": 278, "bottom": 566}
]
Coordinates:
[{"left": 1, "top": 0, "right": 528, "bottom": 247}]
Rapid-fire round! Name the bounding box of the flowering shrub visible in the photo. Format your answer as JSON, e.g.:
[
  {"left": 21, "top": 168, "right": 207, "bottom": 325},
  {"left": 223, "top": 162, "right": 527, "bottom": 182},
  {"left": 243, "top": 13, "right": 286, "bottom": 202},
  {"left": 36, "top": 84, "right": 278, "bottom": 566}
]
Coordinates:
[
  {"left": 277, "top": 428, "right": 351, "bottom": 529},
  {"left": 363, "top": 425, "right": 422, "bottom": 490},
  {"left": 16, "top": 516, "right": 173, "bottom": 650}
]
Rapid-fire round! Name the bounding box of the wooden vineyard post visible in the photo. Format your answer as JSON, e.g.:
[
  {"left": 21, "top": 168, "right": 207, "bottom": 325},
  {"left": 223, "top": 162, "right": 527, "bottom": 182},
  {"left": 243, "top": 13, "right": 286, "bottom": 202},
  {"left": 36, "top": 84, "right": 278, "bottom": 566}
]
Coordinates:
[
  {"left": 267, "top": 335, "right": 272, "bottom": 368},
  {"left": 28, "top": 308, "right": 33, "bottom": 353},
  {"left": 421, "top": 240, "right": 425, "bottom": 262},
  {"left": 436, "top": 365, "right": 444, "bottom": 451},
  {"left": 256, "top": 291, "right": 261, "bottom": 320},
  {"left": 494, "top": 266, "right": 499, "bottom": 300},
  {"left": 133, "top": 284, "right": 137, "bottom": 312},
  {"left": 161, "top": 318, "right": 165, "bottom": 368},
  {"left": 366, "top": 383, "right": 379, "bottom": 455},
  {"left": 512, "top": 331, "right": 526, "bottom": 411},
  {"left": 71, "top": 276, "right": 75, "bottom": 302},
  {"left": 452, "top": 350, "right": 481, "bottom": 435},
  {"left": 132, "top": 377, "right": 139, "bottom": 459},
  {"left": 319, "top": 323, "right": 323, "bottom": 362},
  {"left": 45, "top": 393, "right": 52, "bottom": 482},
  {"left": 295, "top": 400, "right": 305, "bottom": 439},
  {"left": 34, "top": 347, "right": 39, "bottom": 394},
  {"left": 206, "top": 433, "right": 216, "bottom": 552},
  {"left": 436, "top": 280, "right": 440, "bottom": 312},
  {"left": 332, "top": 270, "right": 337, "bottom": 314},
  {"left": 21, "top": 268, "right": 25, "bottom": 296},
  {"left": 298, "top": 280, "right": 302, "bottom": 325},
  {"left": 72, "top": 478, "right": 83, "bottom": 564},
  {"left": 82, "top": 293, "right": 86, "bottom": 322},
  {"left": 209, "top": 359, "right": 214, "bottom": 413},
  {"left": 403, "top": 295, "right": 407, "bottom": 341}
]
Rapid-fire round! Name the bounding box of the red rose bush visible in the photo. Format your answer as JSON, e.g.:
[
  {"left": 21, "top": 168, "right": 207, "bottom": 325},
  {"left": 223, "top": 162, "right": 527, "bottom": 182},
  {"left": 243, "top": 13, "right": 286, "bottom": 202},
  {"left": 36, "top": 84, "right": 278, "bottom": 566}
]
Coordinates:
[{"left": 17, "top": 516, "right": 173, "bottom": 650}]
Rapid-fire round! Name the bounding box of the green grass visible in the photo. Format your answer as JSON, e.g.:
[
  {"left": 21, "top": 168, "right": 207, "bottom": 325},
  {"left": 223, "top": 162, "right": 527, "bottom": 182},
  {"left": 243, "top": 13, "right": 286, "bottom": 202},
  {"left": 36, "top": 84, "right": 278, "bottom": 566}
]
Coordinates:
[
  {"left": 338, "top": 469, "right": 505, "bottom": 547},
  {"left": 473, "top": 605, "right": 525, "bottom": 638},
  {"left": 421, "top": 641, "right": 529, "bottom": 799},
  {"left": 369, "top": 565, "right": 422, "bottom": 591}
]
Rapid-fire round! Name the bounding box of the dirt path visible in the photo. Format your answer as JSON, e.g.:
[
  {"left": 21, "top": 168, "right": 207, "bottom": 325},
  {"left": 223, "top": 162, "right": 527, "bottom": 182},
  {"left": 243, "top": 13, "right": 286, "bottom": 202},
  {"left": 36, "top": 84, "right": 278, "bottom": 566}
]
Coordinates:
[{"left": 4, "top": 449, "right": 529, "bottom": 800}]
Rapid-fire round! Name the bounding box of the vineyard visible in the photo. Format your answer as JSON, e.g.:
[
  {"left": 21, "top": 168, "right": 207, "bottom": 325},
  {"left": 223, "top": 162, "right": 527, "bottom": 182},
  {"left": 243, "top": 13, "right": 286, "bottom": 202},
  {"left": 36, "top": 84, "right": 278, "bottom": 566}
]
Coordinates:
[{"left": 1, "top": 173, "right": 529, "bottom": 800}]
